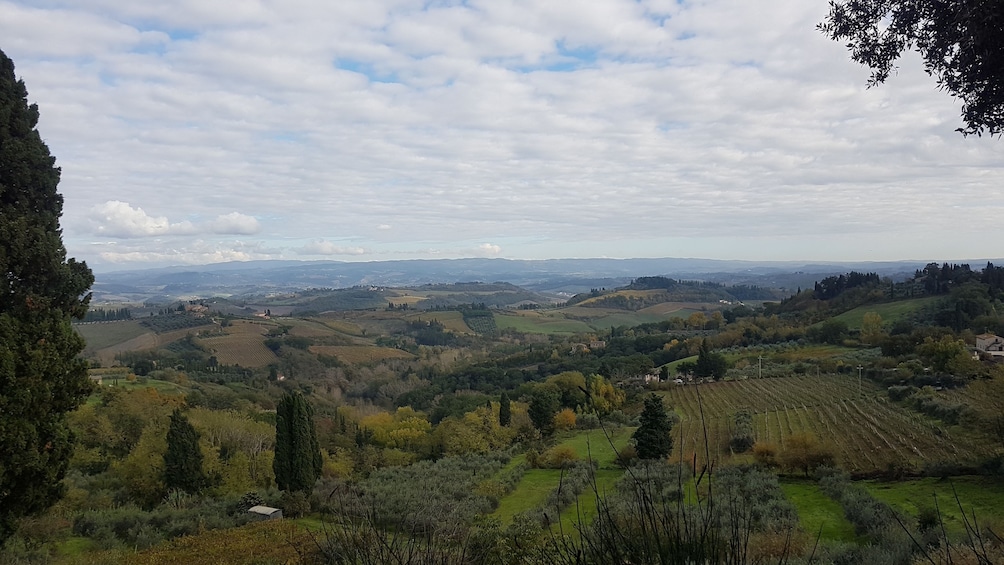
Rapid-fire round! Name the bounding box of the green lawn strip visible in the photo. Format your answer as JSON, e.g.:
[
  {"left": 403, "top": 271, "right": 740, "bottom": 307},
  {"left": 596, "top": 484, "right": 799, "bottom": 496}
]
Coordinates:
[
  {"left": 780, "top": 479, "right": 858, "bottom": 543},
  {"left": 557, "top": 469, "right": 623, "bottom": 533},
  {"left": 554, "top": 427, "right": 635, "bottom": 469},
  {"left": 492, "top": 469, "right": 562, "bottom": 523},
  {"left": 862, "top": 477, "right": 1004, "bottom": 535},
  {"left": 503, "top": 453, "right": 527, "bottom": 471},
  {"left": 101, "top": 378, "right": 188, "bottom": 395}
]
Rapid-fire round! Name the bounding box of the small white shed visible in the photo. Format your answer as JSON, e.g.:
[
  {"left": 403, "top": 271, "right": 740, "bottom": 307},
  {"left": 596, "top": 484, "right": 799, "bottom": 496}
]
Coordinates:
[{"left": 247, "top": 505, "right": 283, "bottom": 520}]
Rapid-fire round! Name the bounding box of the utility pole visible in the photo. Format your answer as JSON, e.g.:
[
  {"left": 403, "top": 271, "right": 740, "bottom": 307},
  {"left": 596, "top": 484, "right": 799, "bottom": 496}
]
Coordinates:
[
  {"left": 856, "top": 365, "right": 864, "bottom": 397},
  {"left": 758, "top": 355, "right": 763, "bottom": 379}
]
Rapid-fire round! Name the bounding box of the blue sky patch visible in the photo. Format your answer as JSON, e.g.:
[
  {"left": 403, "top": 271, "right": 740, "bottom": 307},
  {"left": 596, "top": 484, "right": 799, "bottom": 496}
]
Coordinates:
[{"left": 335, "top": 59, "right": 400, "bottom": 83}]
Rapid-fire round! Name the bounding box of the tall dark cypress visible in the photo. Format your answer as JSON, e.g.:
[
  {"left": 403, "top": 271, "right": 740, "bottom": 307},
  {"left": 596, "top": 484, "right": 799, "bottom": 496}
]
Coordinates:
[
  {"left": 273, "top": 392, "right": 322, "bottom": 492},
  {"left": 0, "top": 48, "right": 94, "bottom": 545},
  {"left": 164, "top": 409, "right": 205, "bottom": 493},
  {"left": 498, "top": 392, "right": 512, "bottom": 427}
]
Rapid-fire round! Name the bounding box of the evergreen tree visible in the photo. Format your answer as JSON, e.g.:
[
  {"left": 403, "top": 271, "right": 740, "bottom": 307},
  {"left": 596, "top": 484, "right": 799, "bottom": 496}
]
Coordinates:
[
  {"left": 527, "top": 387, "right": 559, "bottom": 436},
  {"left": 273, "top": 392, "right": 322, "bottom": 492},
  {"left": 0, "top": 49, "right": 94, "bottom": 545},
  {"left": 695, "top": 339, "right": 729, "bottom": 379},
  {"left": 163, "top": 409, "right": 205, "bottom": 494},
  {"left": 632, "top": 395, "right": 675, "bottom": 460},
  {"left": 498, "top": 391, "right": 512, "bottom": 427}
]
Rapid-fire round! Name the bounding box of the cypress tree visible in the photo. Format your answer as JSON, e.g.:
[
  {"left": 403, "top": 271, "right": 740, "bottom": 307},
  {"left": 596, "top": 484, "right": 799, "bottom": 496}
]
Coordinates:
[
  {"left": 632, "top": 395, "right": 674, "bottom": 460},
  {"left": 498, "top": 392, "right": 512, "bottom": 427},
  {"left": 273, "top": 392, "right": 322, "bottom": 492},
  {"left": 163, "top": 409, "right": 205, "bottom": 494},
  {"left": 0, "top": 49, "right": 94, "bottom": 545}
]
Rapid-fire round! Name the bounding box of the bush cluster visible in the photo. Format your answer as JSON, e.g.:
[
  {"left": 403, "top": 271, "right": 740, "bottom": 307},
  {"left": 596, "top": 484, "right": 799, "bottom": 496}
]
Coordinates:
[
  {"left": 320, "top": 454, "right": 507, "bottom": 537},
  {"left": 71, "top": 498, "right": 254, "bottom": 550}
]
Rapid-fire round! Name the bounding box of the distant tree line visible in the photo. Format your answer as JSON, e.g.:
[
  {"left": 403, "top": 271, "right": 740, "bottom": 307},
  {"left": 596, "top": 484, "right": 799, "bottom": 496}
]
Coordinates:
[
  {"left": 83, "top": 308, "right": 132, "bottom": 322},
  {"left": 812, "top": 271, "right": 880, "bottom": 300}
]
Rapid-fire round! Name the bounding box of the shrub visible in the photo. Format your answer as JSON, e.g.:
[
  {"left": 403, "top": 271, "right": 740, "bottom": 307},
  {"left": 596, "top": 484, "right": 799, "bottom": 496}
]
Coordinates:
[
  {"left": 537, "top": 445, "right": 579, "bottom": 469},
  {"left": 615, "top": 444, "right": 638, "bottom": 468},
  {"left": 237, "top": 492, "right": 264, "bottom": 513},
  {"left": 280, "top": 490, "right": 310, "bottom": 518},
  {"left": 779, "top": 433, "right": 833, "bottom": 476},
  {"left": 576, "top": 412, "right": 601, "bottom": 429},
  {"left": 752, "top": 441, "right": 779, "bottom": 468},
  {"left": 606, "top": 410, "right": 636, "bottom": 426},
  {"left": 887, "top": 385, "right": 918, "bottom": 401},
  {"left": 553, "top": 409, "right": 577, "bottom": 431},
  {"left": 729, "top": 410, "right": 755, "bottom": 453}
]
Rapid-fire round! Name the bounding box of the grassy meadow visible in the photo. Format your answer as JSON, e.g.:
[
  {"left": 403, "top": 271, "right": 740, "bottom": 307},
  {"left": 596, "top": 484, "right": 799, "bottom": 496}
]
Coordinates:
[{"left": 830, "top": 296, "right": 938, "bottom": 329}]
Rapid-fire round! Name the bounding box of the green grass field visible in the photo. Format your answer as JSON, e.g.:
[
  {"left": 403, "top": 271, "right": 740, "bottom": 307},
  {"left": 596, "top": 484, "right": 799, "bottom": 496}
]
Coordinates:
[
  {"left": 585, "top": 312, "right": 675, "bottom": 330},
  {"left": 863, "top": 477, "right": 1004, "bottom": 534},
  {"left": 555, "top": 427, "right": 635, "bottom": 469},
  {"left": 662, "top": 355, "right": 697, "bottom": 374},
  {"left": 493, "top": 428, "right": 633, "bottom": 524},
  {"left": 75, "top": 320, "right": 150, "bottom": 351},
  {"left": 780, "top": 479, "right": 858, "bottom": 543},
  {"left": 493, "top": 469, "right": 561, "bottom": 522},
  {"left": 830, "top": 297, "right": 937, "bottom": 329}
]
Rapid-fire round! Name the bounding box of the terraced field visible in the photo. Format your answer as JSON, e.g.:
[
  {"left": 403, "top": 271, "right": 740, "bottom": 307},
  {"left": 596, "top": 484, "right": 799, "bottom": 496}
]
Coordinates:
[
  {"left": 196, "top": 320, "right": 277, "bottom": 367},
  {"left": 659, "top": 375, "right": 991, "bottom": 474}
]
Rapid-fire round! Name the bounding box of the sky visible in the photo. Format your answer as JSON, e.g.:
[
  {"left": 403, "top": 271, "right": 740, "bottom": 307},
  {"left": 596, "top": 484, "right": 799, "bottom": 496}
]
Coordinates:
[{"left": 3, "top": 0, "right": 1002, "bottom": 272}]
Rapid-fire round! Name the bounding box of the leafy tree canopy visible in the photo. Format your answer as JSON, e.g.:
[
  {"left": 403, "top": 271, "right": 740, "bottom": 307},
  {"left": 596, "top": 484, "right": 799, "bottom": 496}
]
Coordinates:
[{"left": 820, "top": 0, "right": 1004, "bottom": 136}]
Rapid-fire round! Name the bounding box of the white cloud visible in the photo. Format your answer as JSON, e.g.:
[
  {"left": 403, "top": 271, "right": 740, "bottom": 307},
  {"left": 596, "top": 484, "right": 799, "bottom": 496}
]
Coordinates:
[
  {"left": 209, "top": 212, "right": 261, "bottom": 235},
  {"left": 93, "top": 238, "right": 279, "bottom": 265},
  {"left": 89, "top": 201, "right": 260, "bottom": 238},
  {"left": 298, "top": 240, "right": 368, "bottom": 256},
  {"left": 476, "top": 243, "right": 502, "bottom": 257},
  {"left": 89, "top": 201, "right": 197, "bottom": 238},
  {"left": 2, "top": 0, "right": 1000, "bottom": 269}
]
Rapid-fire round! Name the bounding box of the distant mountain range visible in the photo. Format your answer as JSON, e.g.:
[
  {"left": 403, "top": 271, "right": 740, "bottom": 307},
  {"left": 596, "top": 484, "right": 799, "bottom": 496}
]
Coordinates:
[{"left": 90, "top": 257, "right": 1000, "bottom": 304}]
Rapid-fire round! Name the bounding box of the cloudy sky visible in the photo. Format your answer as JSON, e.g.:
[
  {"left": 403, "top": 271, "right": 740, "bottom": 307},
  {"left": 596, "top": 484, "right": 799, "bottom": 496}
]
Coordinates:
[{"left": 3, "top": 0, "right": 1001, "bottom": 271}]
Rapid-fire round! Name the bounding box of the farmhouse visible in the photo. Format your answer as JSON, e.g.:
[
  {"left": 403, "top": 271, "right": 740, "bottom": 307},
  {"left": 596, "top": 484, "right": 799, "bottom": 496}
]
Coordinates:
[{"left": 976, "top": 333, "right": 1004, "bottom": 357}]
